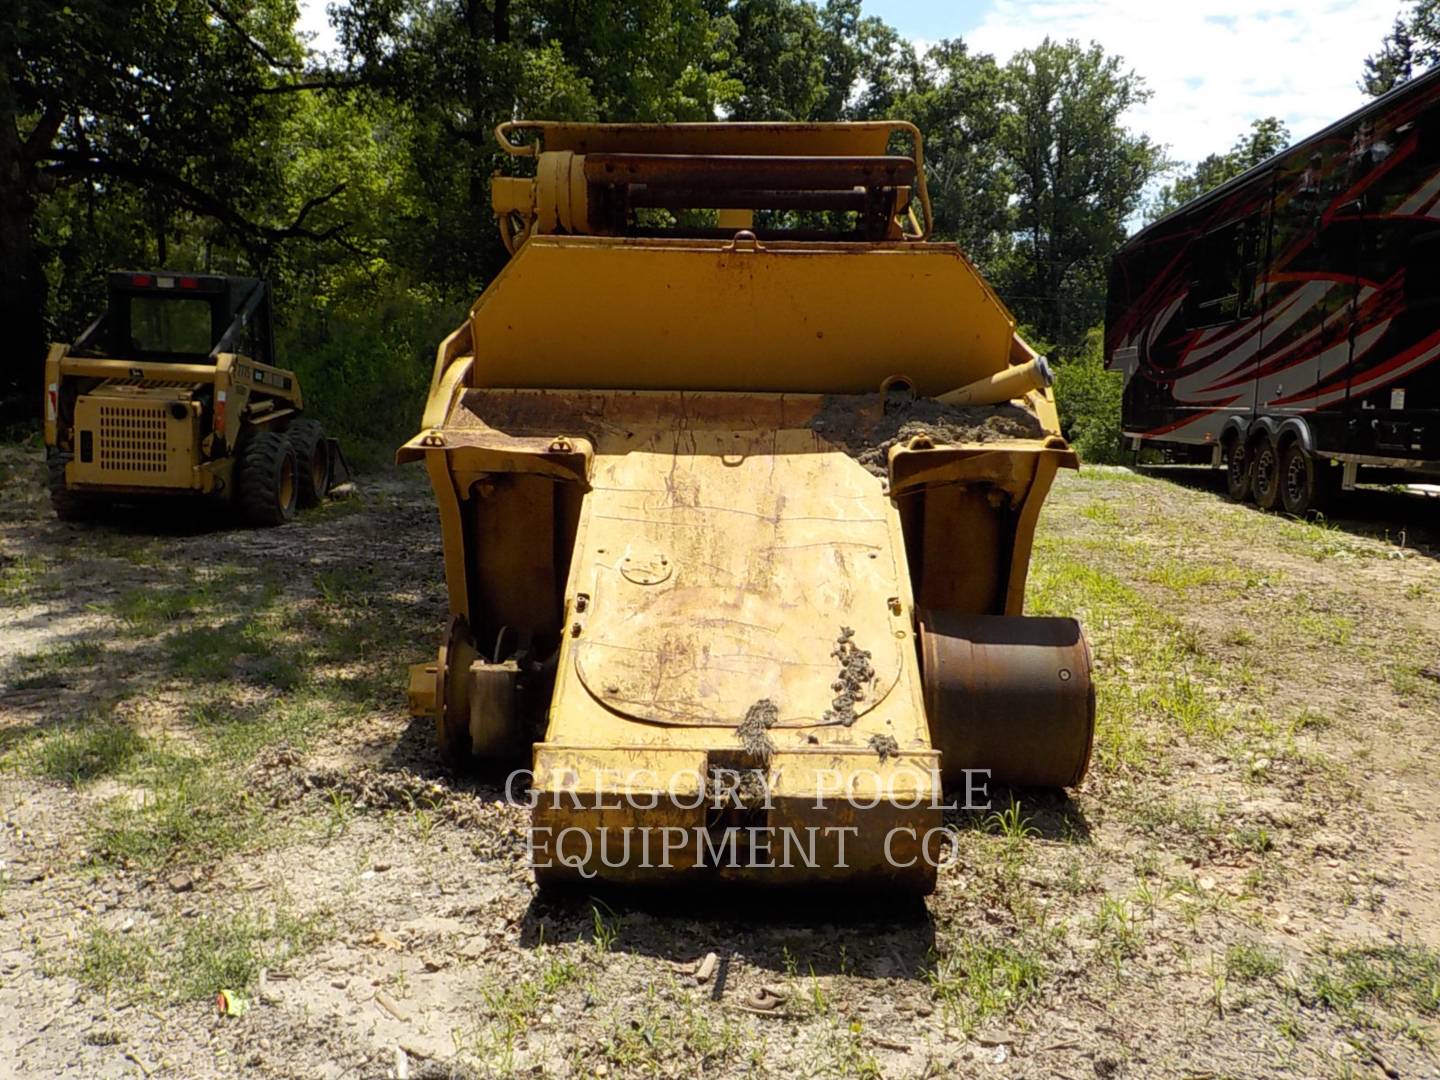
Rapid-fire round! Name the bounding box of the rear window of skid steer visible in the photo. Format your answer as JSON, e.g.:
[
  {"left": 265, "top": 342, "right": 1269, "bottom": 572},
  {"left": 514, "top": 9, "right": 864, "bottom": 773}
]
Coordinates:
[{"left": 129, "top": 297, "right": 214, "bottom": 357}]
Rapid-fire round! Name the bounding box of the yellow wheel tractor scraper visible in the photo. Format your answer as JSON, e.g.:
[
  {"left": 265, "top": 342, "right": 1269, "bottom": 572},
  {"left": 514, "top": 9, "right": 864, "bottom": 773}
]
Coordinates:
[
  {"left": 402, "top": 121, "right": 1094, "bottom": 892},
  {"left": 43, "top": 272, "right": 348, "bottom": 525}
]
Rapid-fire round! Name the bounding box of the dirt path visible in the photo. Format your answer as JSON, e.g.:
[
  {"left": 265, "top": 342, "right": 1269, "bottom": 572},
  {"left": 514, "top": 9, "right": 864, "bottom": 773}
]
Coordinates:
[{"left": 2, "top": 443, "right": 1439, "bottom": 1079}]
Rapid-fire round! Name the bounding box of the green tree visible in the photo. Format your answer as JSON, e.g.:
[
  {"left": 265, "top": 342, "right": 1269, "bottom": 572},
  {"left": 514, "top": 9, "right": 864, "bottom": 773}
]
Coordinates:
[
  {"left": 333, "top": 0, "right": 740, "bottom": 292},
  {"left": 1145, "top": 116, "right": 1290, "bottom": 222},
  {"left": 1363, "top": 1, "right": 1440, "bottom": 96},
  {"left": 726, "top": 0, "right": 827, "bottom": 120},
  {"left": 994, "top": 38, "right": 1167, "bottom": 354},
  {"left": 1052, "top": 325, "right": 1123, "bottom": 463},
  {"left": 878, "top": 40, "right": 1010, "bottom": 269}
]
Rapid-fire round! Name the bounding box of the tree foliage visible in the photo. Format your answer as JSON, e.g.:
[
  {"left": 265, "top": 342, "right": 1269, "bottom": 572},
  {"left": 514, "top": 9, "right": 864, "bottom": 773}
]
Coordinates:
[
  {"left": 1363, "top": 1, "right": 1440, "bottom": 97},
  {"left": 8, "top": 0, "right": 1169, "bottom": 451},
  {"left": 990, "top": 38, "right": 1167, "bottom": 354},
  {"left": 1145, "top": 116, "right": 1290, "bottom": 223}
]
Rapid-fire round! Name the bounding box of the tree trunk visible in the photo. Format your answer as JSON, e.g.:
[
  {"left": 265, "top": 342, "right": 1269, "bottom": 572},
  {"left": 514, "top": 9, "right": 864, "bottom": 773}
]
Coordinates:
[{"left": 0, "top": 57, "right": 48, "bottom": 423}]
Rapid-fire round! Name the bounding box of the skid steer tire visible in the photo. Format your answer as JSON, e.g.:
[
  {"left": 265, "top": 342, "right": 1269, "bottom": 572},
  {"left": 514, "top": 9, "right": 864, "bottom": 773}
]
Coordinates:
[
  {"left": 287, "top": 419, "right": 330, "bottom": 508},
  {"left": 46, "top": 450, "right": 93, "bottom": 522},
  {"left": 237, "top": 431, "right": 298, "bottom": 526}
]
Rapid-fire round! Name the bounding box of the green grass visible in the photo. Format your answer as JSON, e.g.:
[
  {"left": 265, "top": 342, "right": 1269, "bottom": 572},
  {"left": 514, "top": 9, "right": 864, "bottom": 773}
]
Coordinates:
[
  {"left": 88, "top": 690, "right": 349, "bottom": 869},
  {"left": 163, "top": 616, "right": 306, "bottom": 688},
  {"left": 1092, "top": 896, "right": 1144, "bottom": 967},
  {"left": 0, "top": 554, "right": 46, "bottom": 597},
  {"left": 1272, "top": 515, "right": 1373, "bottom": 563},
  {"left": 6, "top": 639, "right": 103, "bottom": 691},
  {"left": 927, "top": 934, "right": 1048, "bottom": 1033},
  {"left": 1227, "top": 941, "right": 1284, "bottom": 982},
  {"left": 1079, "top": 502, "right": 1121, "bottom": 526},
  {"left": 29, "top": 719, "right": 146, "bottom": 786},
  {"left": 1145, "top": 558, "right": 1224, "bottom": 592},
  {"left": 475, "top": 948, "right": 589, "bottom": 1071},
  {"left": 1303, "top": 942, "right": 1440, "bottom": 1017},
  {"left": 114, "top": 585, "right": 211, "bottom": 635},
  {"left": 92, "top": 767, "right": 262, "bottom": 868},
  {"left": 1, "top": 514, "right": 395, "bottom": 872},
  {"left": 113, "top": 569, "right": 279, "bottom": 637},
  {"left": 74, "top": 924, "right": 156, "bottom": 997},
  {"left": 594, "top": 991, "right": 745, "bottom": 1077},
  {"left": 1295, "top": 610, "right": 1355, "bottom": 647},
  {"left": 74, "top": 906, "right": 329, "bottom": 1002}
]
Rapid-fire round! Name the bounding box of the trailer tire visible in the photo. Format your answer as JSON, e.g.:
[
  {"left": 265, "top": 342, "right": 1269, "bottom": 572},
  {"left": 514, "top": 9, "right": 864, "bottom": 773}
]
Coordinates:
[
  {"left": 1251, "top": 436, "right": 1283, "bottom": 511},
  {"left": 237, "top": 431, "right": 298, "bottom": 526},
  {"left": 286, "top": 419, "right": 330, "bottom": 508},
  {"left": 46, "top": 450, "right": 93, "bottom": 522},
  {"left": 1279, "top": 441, "right": 1332, "bottom": 518},
  {"left": 1224, "top": 437, "right": 1251, "bottom": 502}
]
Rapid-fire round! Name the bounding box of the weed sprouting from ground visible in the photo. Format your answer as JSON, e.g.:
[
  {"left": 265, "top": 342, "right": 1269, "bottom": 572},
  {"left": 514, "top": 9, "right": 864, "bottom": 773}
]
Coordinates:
[
  {"left": 985, "top": 797, "right": 1037, "bottom": 845},
  {"left": 927, "top": 934, "right": 1048, "bottom": 1033},
  {"left": 27, "top": 718, "right": 145, "bottom": 786},
  {"left": 1303, "top": 942, "right": 1440, "bottom": 1018},
  {"left": 1227, "top": 941, "right": 1284, "bottom": 983},
  {"left": 73, "top": 905, "right": 329, "bottom": 1002}
]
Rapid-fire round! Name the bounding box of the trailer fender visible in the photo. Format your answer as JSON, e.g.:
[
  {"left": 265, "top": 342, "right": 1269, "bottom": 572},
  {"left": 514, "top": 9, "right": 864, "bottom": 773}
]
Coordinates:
[
  {"left": 1219, "top": 418, "right": 1248, "bottom": 451},
  {"left": 1274, "top": 417, "right": 1314, "bottom": 455},
  {"left": 1246, "top": 415, "right": 1282, "bottom": 449}
]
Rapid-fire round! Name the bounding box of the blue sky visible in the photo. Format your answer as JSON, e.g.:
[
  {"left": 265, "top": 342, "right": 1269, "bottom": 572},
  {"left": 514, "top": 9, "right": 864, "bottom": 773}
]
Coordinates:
[
  {"left": 297, "top": 0, "right": 1405, "bottom": 168},
  {"left": 863, "top": 0, "right": 988, "bottom": 42}
]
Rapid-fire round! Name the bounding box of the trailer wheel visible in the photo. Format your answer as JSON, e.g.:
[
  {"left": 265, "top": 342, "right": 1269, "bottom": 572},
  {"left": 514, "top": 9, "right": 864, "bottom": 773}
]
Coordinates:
[
  {"left": 1279, "top": 441, "right": 1331, "bottom": 518},
  {"left": 237, "top": 431, "right": 298, "bottom": 526},
  {"left": 1251, "top": 436, "right": 1283, "bottom": 511},
  {"left": 286, "top": 419, "right": 330, "bottom": 508},
  {"left": 46, "top": 450, "right": 93, "bottom": 522},
  {"left": 1224, "top": 438, "right": 1251, "bottom": 502}
]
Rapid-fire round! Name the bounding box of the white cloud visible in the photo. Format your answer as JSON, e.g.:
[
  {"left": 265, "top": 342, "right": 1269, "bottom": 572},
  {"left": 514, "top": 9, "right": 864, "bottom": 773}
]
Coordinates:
[
  {"left": 296, "top": 0, "right": 339, "bottom": 58},
  {"left": 964, "top": 0, "right": 1399, "bottom": 167}
]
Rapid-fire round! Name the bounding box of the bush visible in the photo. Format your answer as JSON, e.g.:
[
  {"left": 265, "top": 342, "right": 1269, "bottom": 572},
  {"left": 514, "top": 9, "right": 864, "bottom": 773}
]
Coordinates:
[
  {"left": 279, "top": 282, "right": 468, "bottom": 472},
  {"left": 1052, "top": 327, "right": 1125, "bottom": 464}
]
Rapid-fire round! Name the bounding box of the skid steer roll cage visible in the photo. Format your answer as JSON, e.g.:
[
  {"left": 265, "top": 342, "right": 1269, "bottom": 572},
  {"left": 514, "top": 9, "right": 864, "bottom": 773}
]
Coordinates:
[{"left": 71, "top": 274, "right": 275, "bottom": 366}]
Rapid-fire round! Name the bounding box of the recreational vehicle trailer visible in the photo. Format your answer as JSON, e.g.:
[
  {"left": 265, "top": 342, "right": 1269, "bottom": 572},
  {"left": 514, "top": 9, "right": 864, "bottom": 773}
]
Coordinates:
[{"left": 1106, "top": 66, "right": 1440, "bottom": 515}]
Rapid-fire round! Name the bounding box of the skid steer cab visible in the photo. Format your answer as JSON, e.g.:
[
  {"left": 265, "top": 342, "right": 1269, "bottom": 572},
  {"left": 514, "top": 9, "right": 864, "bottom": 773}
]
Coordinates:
[{"left": 43, "top": 271, "right": 348, "bottom": 525}]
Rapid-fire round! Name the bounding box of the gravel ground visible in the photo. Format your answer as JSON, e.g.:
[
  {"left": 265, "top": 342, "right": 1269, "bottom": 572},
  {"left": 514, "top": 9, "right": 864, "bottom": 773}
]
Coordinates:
[{"left": 2, "top": 440, "right": 1439, "bottom": 1079}]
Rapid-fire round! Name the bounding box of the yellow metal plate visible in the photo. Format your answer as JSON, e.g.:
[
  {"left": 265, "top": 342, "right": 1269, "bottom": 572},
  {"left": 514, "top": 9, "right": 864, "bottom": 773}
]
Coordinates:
[
  {"left": 467, "top": 237, "right": 1014, "bottom": 397},
  {"left": 71, "top": 388, "right": 197, "bottom": 489},
  {"left": 571, "top": 430, "right": 904, "bottom": 726}
]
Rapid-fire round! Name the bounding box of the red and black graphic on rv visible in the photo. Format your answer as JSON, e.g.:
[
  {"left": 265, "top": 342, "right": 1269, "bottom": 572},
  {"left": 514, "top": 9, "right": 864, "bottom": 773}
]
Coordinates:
[{"left": 1106, "top": 66, "right": 1440, "bottom": 461}]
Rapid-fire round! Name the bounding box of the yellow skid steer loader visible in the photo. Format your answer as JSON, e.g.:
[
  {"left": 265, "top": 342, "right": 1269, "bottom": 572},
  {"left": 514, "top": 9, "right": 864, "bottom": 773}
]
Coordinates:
[{"left": 44, "top": 272, "right": 346, "bottom": 525}]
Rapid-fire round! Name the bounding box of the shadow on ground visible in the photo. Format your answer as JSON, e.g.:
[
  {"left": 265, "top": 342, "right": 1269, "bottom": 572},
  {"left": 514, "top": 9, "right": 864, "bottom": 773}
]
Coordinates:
[
  {"left": 1135, "top": 463, "right": 1440, "bottom": 556},
  {"left": 516, "top": 884, "right": 938, "bottom": 980}
]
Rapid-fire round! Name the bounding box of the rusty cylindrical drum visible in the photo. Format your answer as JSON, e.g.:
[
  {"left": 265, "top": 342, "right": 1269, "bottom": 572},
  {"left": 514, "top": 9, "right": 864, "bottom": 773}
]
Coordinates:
[{"left": 919, "top": 611, "right": 1095, "bottom": 788}]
